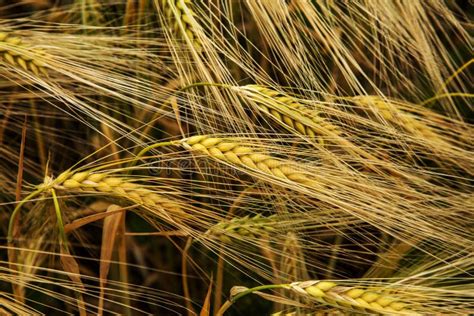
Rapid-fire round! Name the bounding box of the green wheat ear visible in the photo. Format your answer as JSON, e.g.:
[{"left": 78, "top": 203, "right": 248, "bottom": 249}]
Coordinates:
[
  {"left": 206, "top": 214, "right": 276, "bottom": 243},
  {"left": 0, "top": 32, "right": 47, "bottom": 76}
]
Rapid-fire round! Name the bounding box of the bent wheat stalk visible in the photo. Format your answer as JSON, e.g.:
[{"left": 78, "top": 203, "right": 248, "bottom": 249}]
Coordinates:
[{"left": 0, "top": 32, "right": 47, "bottom": 76}]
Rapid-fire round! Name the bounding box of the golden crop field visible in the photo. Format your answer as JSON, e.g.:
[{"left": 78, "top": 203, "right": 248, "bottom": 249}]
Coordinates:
[{"left": 0, "top": 1, "right": 472, "bottom": 315}]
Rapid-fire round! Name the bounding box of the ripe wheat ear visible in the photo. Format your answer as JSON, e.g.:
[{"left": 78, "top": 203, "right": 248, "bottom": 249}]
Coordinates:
[
  {"left": 46, "top": 170, "right": 184, "bottom": 216},
  {"left": 180, "top": 135, "right": 321, "bottom": 189},
  {"left": 348, "top": 95, "right": 442, "bottom": 141},
  {"left": 239, "top": 85, "right": 341, "bottom": 144},
  {"left": 0, "top": 32, "right": 47, "bottom": 76},
  {"left": 222, "top": 280, "right": 419, "bottom": 315},
  {"left": 289, "top": 280, "right": 418, "bottom": 315}
]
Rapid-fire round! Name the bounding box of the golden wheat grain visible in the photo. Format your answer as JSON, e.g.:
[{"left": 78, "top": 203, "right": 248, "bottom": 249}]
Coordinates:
[
  {"left": 206, "top": 214, "right": 276, "bottom": 243},
  {"left": 290, "top": 280, "right": 417, "bottom": 315},
  {"left": 162, "top": 0, "right": 201, "bottom": 50},
  {"left": 239, "top": 85, "right": 341, "bottom": 144},
  {"left": 0, "top": 32, "right": 47, "bottom": 76},
  {"left": 181, "top": 135, "right": 320, "bottom": 188},
  {"left": 43, "top": 170, "right": 183, "bottom": 215}
]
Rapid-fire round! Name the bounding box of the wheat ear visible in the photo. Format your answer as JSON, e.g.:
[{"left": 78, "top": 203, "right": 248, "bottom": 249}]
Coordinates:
[
  {"left": 46, "top": 170, "right": 184, "bottom": 215},
  {"left": 162, "top": 0, "right": 201, "bottom": 50},
  {"left": 238, "top": 86, "right": 409, "bottom": 176},
  {"left": 206, "top": 214, "right": 276, "bottom": 243},
  {"left": 0, "top": 32, "right": 47, "bottom": 76},
  {"left": 181, "top": 135, "right": 320, "bottom": 188},
  {"left": 290, "top": 280, "right": 417, "bottom": 315},
  {"left": 239, "top": 85, "right": 341, "bottom": 143},
  {"left": 349, "top": 96, "right": 441, "bottom": 141}
]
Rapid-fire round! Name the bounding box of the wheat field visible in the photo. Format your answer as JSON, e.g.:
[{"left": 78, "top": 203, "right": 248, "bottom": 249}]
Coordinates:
[{"left": 0, "top": 0, "right": 472, "bottom": 315}]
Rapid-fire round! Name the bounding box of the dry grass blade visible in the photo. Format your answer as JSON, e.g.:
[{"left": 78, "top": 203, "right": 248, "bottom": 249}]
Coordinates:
[
  {"left": 278, "top": 232, "right": 309, "bottom": 283},
  {"left": 98, "top": 205, "right": 125, "bottom": 316},
  {"left": 0, "top": 32, "right": 47, "bottom": 76},
  {"left": 59, "top": 251, "right": 87, "bottom": 316},
  {"left": 199, "top": 277, "right": 213, "bottom": 316}
]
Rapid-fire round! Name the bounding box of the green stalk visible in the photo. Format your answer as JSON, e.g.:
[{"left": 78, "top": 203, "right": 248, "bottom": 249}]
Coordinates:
[
  {"left": 7, "top": 188, "right": 45, "bottom": 244},
  {"left": 216, "top": 284, "right": 289, "bottom": 316}
]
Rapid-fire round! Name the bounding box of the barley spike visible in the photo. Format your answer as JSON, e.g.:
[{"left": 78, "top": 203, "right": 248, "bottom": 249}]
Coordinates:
[
  {"left": 162, "top": 0, "right": 201, "bottom": 50},
  {"left": 181, "top": 135, "right": 320, "bottom": 188},
  {"left": 206, "top": 214, "right": 276, "bottom": 243},
  {"left": 350, "top": 95, "right": 440, "bottom": 141},
  {"left": 240, "top": 85, "right": 341, "bottom": 143},
  {"left": 290, "top": 280, "right": 419, "bottom": 315},
  {"left": 48, "top": 170, "right": 183, "bottom": 215},
  {"left": 0, "top": 32, "right": 47, "bottom": 76}
]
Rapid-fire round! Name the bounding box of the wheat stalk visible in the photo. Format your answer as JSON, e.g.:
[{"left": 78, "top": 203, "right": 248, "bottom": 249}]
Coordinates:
[
  {"left": 239, "top": 85, "right": 341, "bottom": 144},
  {"left": 290, "top": 280, "right": 417, "bottom": 315},
  {"left": 0, "top": 32, "right": 47, "bottom": 76},
  {"left": 206, "top": 214, "right": 276, "bottom": 243},
  {"left": 162, "top": 0, "right": 201, "bottom": 50},
  {"left": 43, "top": 170, "right": 184, "bottom": 215},
  {"left": 180, "top": 135, "right": 320, "bottom": 188}
]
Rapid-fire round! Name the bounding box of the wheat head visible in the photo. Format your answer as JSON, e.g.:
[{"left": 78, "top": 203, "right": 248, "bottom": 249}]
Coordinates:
[
  {"left": 44, "top": 170, "right": 184, "bottom": 215},
  {"left": 290, "top": 280, "right": 417, "bottom": 315},
  {"left": 162, "top": 0, "right": 201, "bottom": 50},
  {"left": 206, "top": 214, "right": 276, "bottom": 243},
  {"left": 0, "top": 32, "right": 47, "bottom": 76},
  {"left": 349, "top": 96, "right": 441, "bottom": 141},
  {"left": 180, "top": 135, "right": 319, "bottom": 188},
  {"left": 239, "top": 85, "right": 341, "bottom": 144}
]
